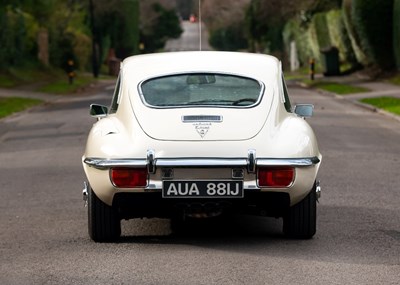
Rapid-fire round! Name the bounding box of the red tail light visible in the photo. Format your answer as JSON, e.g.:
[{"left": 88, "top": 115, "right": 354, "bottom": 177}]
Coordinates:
[
  {"left": 258, "top": 167, "right": 295, "bottom": 187},
  {"left": 110, "top": 168, "right": 148, "bottom": 188}
]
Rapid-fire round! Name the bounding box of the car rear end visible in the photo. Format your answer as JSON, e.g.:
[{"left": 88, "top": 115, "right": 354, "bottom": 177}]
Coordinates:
[{"left": 82, "top": 52, "right": 322, "bottom": 241}]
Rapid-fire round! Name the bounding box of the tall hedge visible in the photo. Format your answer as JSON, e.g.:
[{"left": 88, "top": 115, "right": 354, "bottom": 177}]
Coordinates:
[
  {"left": 341, "top": 0, "right": 370, "bottom": 66},
  {"left": 394, "top": 0, "right": 400, "bottom": 69},
  {"left": 352, "top": 0, "right": 395, "bottom": 69},
  {"left": 283, "top": 10, "right": 357, "bottom": 71},
  {"left": 313, "top": 12, "right": 331, "bottom": 50},
  {"left": 326, "top": 10, "right": 357, "bottom": 67},
  {"left": 283, "top": 19, "right": 316, "bottom": 67},
  {"left": 209, "top": 24, "right": 248, "bottom": 51},
  {"left": 0, "top": 6, "right": 34, "bottom": 67},
  {"left": 139, "top": 2, "right": 182, "bottom": 53},
  {"left": 116, "top": 0, "right": 140, "bottom": 58}
]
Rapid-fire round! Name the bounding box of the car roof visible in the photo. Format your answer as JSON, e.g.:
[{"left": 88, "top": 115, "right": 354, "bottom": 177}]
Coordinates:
[{"left": 121, "top": 51, "right": 280, "bottom": 83}]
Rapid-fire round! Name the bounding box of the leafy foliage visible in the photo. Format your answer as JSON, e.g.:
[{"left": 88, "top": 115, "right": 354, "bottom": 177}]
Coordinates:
[
  {"left": 243, "top": 0, "right": 344, "bottom": 55},
  {"left": 202, "top": 0, "right": 250, "bottom": 51},
  {"left": 325, "top": 10, "right": 357, "bottom": 68},
  {"left": 0, "top": 1, "right": 91, "bottom": 71},
  {"left": 140, "top": 3, "right": 182, "bottom": 53},
  {"left": 341, "top": 0, "right": 370, "bottom": 67},
  {"left": 0, "top": 6, "right": 34, "bottom": 67},
  {"left": 93, "top": 0, "right": 140, "bottom": 60},
  {"left": 394, "top": 0, "right": 400, "bottom": 69},
  {"left": 283, "top": 8, "right": 362, "bottom": 72},
  {"left": 312, "top": 12, "right": 331, "bottom": 50},
  {"left": 0, "top": 0, "right": 183, "bottom": 76},
  {"left": 203, "top": 0, "right": 399, "bottom": 73},
  {"left": 352, "top": 0, "right": 395, "bottom": 69},
  {"left": 283, "top": 18, "right": 317, "bottom": 66},
  {"left": 209, "top": 25, "right": 248, "bottom": 51}
]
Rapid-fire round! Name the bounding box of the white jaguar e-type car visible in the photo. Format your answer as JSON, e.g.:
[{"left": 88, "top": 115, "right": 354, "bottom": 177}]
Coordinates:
[{"left": 82, "top": 51, "right": 322, "bottom": 242}]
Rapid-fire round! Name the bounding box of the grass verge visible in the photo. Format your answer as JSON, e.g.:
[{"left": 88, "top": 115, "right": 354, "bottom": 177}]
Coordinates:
[
  {"left": 0, "top": 65, "right": 56, "bottom": 88},
  {"left": 305, "top": 80, "right": 370, "bottom": 95},
  {"left": 0, "top": 97, "right": 43, "bottom": 119},
  {"left": 1, "top": 65, "right": 98, "bottom": 94},
  {"left": 360, "top": 97, "right": 400, "bottom": 115},
  {"left": 37, "top": 75, "right": 96, "bottom": 94}
]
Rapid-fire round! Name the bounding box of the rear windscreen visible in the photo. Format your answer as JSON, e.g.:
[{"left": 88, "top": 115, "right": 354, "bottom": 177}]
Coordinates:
[{"left": 140, "top": 73, "right": 263, "bottom": 108}]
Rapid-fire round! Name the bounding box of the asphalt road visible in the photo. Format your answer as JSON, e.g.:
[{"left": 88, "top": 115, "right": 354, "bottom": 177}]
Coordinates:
[
  {"left": 0, "top": 81, "right": 399, "bottom": 284},
  {"left": 165, "top": 21, "right": 212, "bottom": 51},
  {"left": 1, "top": 19, "right": 400, "bottom": 285}
]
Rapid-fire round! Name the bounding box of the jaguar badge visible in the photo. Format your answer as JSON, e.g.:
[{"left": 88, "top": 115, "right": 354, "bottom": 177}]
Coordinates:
[{"left": 193, "top": 122, "right": 211, "bottom": 138}]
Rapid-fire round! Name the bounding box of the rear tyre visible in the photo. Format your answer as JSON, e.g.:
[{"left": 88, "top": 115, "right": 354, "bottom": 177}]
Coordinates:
[
  {"left": 88, "top": 186, "right": 121, "bottom": 242},
  {"left": 283, "top": 182, "right": 317, "bottom": 239}
]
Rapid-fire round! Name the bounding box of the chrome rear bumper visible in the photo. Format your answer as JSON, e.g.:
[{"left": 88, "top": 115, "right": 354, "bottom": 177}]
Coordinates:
[{"left": 84, "top": 152, "right": 320, "bottom": 172}]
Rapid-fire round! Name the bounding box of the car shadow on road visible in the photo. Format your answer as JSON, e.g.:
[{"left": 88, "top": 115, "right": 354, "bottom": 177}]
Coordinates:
[
  {"left": 118, "top": 214, "right": 285, "bottom": 245},
  {"left": 113, "top": 205, "right": 400, "bottom": 266}
]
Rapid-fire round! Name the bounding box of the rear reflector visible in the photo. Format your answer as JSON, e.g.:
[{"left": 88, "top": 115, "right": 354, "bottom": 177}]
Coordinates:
[
  {"left": 258, "top": 167, "right": 295, "bottom": 187},
  {"left": 110, "top": 168, "right": 148, "bottom": 188}
]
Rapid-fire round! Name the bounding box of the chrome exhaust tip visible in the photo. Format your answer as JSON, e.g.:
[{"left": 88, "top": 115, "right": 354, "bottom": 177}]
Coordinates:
[
  {"left": 316, "top": 180, "right": 321, "bottom": 201},
  {"left": 82, "top": 181, "right": 88, "bottom": 207}
]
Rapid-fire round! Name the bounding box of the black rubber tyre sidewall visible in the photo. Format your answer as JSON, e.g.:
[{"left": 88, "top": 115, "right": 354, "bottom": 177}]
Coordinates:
[
  {"left": 283, "top": 182, "right": 317, "bottom": 239},
  {"left": 88, "top": 186, "right": 121, "bottom": 242}
]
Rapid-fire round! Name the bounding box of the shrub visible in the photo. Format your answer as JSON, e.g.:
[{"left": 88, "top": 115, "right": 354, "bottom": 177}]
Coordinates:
[
  {"left": 312, "top": 12, "right": 331, "bottom": 50},
  {"left": 394, "top": 0, "right": 400, "bottom": 69},
  {"left": 325, "top": 10, "right": 358, "bottom": 68},
  {"left": 209, "top": 24, "right": 248, "bottom": 51},
  {"left": 283, "top": 9, "right": 361, "bottom": 72},
  {"left": 283, "top": 19, "right": 317, "bottom": 67},
  {"left": 0, "top": 6, "right": 39, "bottom": 68},
  {"left": 341, "top": 0, "right": 370, "bottom": 67},
  {"left": 352, "top": 0, "right": 395, "bottom": 69},
  {"left": 72, "top": 32, "right": 91, "bottom": 71},
  {"left": 140, "top": 3, "right": 182, "bottom": 53}
]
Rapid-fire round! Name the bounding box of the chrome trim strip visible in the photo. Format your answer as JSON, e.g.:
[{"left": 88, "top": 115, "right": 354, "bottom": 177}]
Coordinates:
[
  {"left": 84, "top": 156, "right": 320, "bottom": 169},
  {"left": 156, "top": 158, "right": 248, "bottom": 168},
  {"left": 84, "top": 158, "right": 147, "bottom": 169},
  {"left": 257, "top": 157, "right": 320, "bottom": 167}
]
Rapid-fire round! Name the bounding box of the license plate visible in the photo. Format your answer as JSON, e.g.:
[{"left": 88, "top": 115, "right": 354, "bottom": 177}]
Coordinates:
[{"left": 162, "top": 180, "right": 243, "bottom": 198}]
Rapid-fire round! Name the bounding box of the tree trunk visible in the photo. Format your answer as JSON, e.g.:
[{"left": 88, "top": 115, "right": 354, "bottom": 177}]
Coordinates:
[{"left": 37, "top": 28, "right": 49, "bottom": 66}]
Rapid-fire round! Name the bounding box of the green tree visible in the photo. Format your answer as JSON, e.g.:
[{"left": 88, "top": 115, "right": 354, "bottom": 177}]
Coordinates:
[
  {"left": 5, "top": 0, "right": 91, "bottom": 70},
  {"left": 209, "top": 24, "right": 248, "bottom": 51},
  {"left": 0, "top": 5, "right": 12, "bottom": 66},
  {"left": 90, "top": 0, "right": 140, "bottom": 76},
  {"left": 0, "top": 3, "right": 36, "bottom": 68},
  {"left": 245, "top": 0, "right": 264, "bottom": 52},
  {"left": 394, "top": 0, "right": 400, "bottom": 69},
  {"left": 202, "top": 0, "right": 250, "bottom": 51},
  {"left": 140, "top": 3, "right": 182, "bottom": 53},
  {"left": 93, "top": 0, "right": 139, "bottom": 59},
  {"left": 352, "top": 0, "right": 395, "bottom": 69}
]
